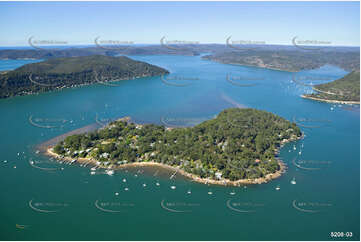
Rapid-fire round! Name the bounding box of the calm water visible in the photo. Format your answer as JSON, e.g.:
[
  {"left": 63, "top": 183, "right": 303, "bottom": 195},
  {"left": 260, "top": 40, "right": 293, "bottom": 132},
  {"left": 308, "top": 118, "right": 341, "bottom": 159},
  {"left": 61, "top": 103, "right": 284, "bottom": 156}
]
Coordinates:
[{"left": 0, "top": 55, "right": 359, "bottom": 240}]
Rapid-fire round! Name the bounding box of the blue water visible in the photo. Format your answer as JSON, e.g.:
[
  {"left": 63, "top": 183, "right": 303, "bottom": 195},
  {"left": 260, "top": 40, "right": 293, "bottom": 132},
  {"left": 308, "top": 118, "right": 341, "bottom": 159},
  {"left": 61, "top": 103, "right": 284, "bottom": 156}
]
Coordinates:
[{"left": 0, "top": 55, "right": 359, "bottom": 240}]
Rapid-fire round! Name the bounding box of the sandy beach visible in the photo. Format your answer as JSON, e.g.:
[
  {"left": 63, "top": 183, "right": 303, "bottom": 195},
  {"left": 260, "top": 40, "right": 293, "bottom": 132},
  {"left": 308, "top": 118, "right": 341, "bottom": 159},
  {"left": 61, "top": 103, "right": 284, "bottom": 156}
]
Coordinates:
[
  {"left": 301, "top": 95, "right": 360, "bottom": 104},
  {"left": 45, "top": 146, "right": 287, "bottom": 186}
]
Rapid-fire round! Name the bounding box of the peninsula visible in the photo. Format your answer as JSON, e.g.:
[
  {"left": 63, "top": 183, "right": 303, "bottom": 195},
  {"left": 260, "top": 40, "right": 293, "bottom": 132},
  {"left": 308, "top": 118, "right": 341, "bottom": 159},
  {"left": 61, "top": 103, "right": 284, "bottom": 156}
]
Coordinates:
[
  {"left": 0, "top": 55, "right": 169, "bottom": 99},
  {"left": 47, "top": 108, "right": 303, "bottom": 186},
  {"left": 302, "top": 70, "right": 360, "bottom": 104}
]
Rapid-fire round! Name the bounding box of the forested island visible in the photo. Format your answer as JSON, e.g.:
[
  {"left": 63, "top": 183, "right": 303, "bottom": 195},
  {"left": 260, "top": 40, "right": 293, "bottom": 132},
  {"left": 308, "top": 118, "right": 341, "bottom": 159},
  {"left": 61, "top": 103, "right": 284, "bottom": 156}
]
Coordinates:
[
  {"left": 49, "top": 108, "right": 303, "bottom": 185},
  {"left": 0, "top": 55, "right": 169, "bottom": 99},
  {"left": 302, "top": 71, "right": 360, "bottom": 104}
]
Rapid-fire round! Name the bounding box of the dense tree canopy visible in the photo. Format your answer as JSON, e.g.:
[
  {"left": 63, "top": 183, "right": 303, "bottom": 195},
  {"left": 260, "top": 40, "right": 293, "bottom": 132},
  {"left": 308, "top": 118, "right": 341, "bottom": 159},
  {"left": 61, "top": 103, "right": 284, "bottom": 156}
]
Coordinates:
[{"left": 54, "top": 108, "right": 302, "bottom": 181}]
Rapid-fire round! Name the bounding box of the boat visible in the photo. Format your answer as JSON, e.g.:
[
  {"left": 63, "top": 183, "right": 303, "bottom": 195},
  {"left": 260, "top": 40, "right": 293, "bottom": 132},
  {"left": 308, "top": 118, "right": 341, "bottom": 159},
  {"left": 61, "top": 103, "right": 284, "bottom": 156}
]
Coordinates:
[
  {"left": 124, "top": 187, "right": 129, "bottom": 191},
  {"left": 230, "top": 191, "right": 236, "bottom": 195},
  {"left": 156, "top": 182, "right": 160, "bottom": 186},
  {"left": 291, "top": 178, "right": 297, "bottom": 185},
  {"left": 187, "top": 189, "right": 191, "bottom": 194},
  {"left": 115, "top": 192, "right": 119, "bottom": 196},
  {"left": 275, "top": 185, "right": 281, "bottom": 190},
  {"left": 91, "top": 167, "right": 96, "bottom": 171},
  {"left": 170, "top": 170, "right": 177, "bottom": 180},
  {"left": 142, "top": 183, "right": 147, "bottom": 187},
  {"left": 208, "top": 191, "right": 213, "bottom": 195},
  {"left": 106, "top": 170, "right": 114, "bottom": 176},
  {"left": 170, "top": 185, "right": 176, "bottom": 190},
  {"left": 90, "top": 171, "right": 96, "bottom": 175},
  {"left": 293, "top": 145, "right": 296, "bottom": 150},
  {"left": 298, "top": 151, "right": 302, "bottom": 155},
  {"left": 122, "top": 178, "right": 127, "bottom": 183}
]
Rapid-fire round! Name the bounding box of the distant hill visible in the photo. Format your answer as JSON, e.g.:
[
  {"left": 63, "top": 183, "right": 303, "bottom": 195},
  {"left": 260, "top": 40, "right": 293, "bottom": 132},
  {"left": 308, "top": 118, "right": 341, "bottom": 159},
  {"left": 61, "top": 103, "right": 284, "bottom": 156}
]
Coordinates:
[
  {"left": 202, "top": 50, "right": 360, "bottom": 72},
  {"left": 0, "top": 55, "right": 169, "bottom": 99},
  {"left": 302, "top": 71, "right": 360, "bottom": 103}
]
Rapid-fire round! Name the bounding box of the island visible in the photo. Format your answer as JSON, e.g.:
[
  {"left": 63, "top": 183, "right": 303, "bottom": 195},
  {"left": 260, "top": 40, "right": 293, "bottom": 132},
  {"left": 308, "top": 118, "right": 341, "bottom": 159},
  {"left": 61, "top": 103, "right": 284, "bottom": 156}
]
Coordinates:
[
  {"left": 302, "top": 70, "right": 360, "bottom": 104},
  {"left": 0, "top": 55, "right": 169, "bottom": 99},
  {"left": 47, "top": 108, "right": 303, "bottom": 186}
]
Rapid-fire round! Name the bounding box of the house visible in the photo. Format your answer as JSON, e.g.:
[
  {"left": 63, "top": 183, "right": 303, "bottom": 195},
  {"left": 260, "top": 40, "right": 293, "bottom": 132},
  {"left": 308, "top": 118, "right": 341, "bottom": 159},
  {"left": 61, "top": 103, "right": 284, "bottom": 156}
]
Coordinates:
[{"left": 215, "top": 172, "right": 222, "bottom": 180}]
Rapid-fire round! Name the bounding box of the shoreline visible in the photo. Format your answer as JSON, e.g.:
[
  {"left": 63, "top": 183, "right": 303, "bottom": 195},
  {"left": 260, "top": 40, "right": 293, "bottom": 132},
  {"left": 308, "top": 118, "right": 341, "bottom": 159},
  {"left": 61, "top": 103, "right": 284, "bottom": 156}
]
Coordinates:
[
  {"left": 45, "top": 147, "right": 287, "bottom": 186},
  {"left": 301, "top": 94, "right": 360, "bottom": 105}
]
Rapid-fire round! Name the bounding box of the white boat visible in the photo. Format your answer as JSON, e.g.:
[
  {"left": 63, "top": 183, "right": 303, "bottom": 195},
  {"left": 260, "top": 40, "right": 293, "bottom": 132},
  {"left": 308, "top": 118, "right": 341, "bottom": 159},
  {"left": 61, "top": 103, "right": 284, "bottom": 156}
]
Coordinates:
[
  {"left": 293, "top": 146, "right": 296, "bottom": 150},
  {"left": 230, "top": 191, "right": 236, "bottom": 195},
  {"left": 115, "top": 192, "right": 119, "bottom": 196},
  {"left": 208, "top": 191, "right": 213, "bottom": 195},
  {"left": 170, "top": 185, "right": 176, "bottom": 190},
  {"left": 90, "top": 171, "right": 96, "bottom": 175},
  {"left": 298, "top": 151, "right": 302, "bottom": 155},
  {"left": 142, "top": 183, "right": 147, "bottom": 187},
  {"left": 156, "top": 182, "right": 160, "bottom": 186},
  {"left": 122, "top": 178, "right": 127, "bottom": 183},
  {"left": 275, "top": 185, "right": 280, "bottom": 190},
  {"left": 124, "top": 187, "right": 129, "bottom": 191},
  {"left": 106, "top": 170, "right": 114, "bottom": 176},
  {"left": 291, "top": 178, "right": 297, "bottom": 185},
  {"left": 91, "top": 167, "right": 96, "bottom": 171},
  {"left": 187, "top": 190, "right": 191, "bottom": 194}
]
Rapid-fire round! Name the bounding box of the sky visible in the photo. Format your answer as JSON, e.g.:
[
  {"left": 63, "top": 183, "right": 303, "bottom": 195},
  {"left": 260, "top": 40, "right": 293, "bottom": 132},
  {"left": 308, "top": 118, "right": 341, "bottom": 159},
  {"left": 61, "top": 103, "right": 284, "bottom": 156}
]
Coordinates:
[{"left": 0, "top": 1, "right": 359, "bottom": 47}]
